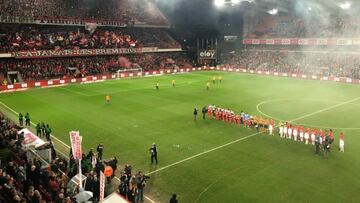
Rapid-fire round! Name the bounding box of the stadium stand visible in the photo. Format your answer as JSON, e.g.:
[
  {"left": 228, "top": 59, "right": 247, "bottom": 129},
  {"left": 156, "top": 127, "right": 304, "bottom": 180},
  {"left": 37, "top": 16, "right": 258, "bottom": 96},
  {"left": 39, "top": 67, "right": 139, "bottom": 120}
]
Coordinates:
[
  {"left": 248, "top": 14, "right": 360, "bottom": 38},
  {"left": 221, "top": 50, "right": 360, "bottom": 79},
  {"left": 0, "top": 0, "right": 168, "bottom": 26},
  {"left": 0, "top": 112, "right": 73, "bottom": 202},
  {"left": 0, "top": 111, "right": 150, "bottom": 202},
  {"left": 0, "top": 53, "right": 193, "bottom": 83},
  {"left": 0, "top": 26, "right": 180, "bottom": 53}
]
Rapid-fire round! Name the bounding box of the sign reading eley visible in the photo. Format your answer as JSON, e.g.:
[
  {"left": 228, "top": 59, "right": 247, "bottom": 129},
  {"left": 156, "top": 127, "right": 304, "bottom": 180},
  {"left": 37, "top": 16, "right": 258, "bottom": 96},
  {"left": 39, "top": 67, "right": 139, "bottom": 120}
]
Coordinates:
[{"left": 198, "top": 50, "right": 216, "bottom": 59}]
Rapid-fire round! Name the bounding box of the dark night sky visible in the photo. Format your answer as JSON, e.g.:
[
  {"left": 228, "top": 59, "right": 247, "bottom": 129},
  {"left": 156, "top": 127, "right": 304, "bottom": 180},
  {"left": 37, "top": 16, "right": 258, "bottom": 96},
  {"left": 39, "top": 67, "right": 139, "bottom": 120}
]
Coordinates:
[{"left": 157, "top": 0, "right": 245, "bottom": 43}]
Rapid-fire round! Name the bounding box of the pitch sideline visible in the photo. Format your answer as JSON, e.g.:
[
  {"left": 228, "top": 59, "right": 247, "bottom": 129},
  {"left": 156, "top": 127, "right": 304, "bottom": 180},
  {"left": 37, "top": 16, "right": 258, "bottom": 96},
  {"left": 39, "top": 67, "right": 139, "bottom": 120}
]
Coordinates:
[{"left": 0, "top": 101, "right": 157, "bottom": 203}]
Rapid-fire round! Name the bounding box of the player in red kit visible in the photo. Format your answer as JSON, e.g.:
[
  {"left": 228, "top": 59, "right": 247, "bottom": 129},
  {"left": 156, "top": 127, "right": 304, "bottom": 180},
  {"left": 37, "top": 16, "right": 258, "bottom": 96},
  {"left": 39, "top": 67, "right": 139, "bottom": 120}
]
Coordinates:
[
  {"left": 216, "top": 110, "right": 221, "bottom": 120},
  {"left": 320, "top": 129, "right": 326, "bottom": 145},
  {"left": 235, "top": 115, "right": 241, "bottom": 125},
  {"left": 208, "top": 106, "right": 213, "bottom": 118}
]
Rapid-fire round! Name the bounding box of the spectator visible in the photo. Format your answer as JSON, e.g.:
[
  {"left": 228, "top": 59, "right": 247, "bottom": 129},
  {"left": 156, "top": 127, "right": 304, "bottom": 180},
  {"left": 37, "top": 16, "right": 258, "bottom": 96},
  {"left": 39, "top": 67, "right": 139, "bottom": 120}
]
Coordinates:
[
  {"left": 97, "top": 143, "right": 104, "bottom": 161},
  {"left": 170, "top": 194, "right": 178, "bottom": 203}
]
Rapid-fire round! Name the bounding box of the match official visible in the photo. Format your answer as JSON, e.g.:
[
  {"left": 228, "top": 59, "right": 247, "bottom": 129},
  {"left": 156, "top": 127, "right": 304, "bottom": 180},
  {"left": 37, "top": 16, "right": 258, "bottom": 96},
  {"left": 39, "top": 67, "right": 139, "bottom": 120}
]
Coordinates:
[
  {"left": 19, "top": 113, "right": 23, "bottom": 126},
  {"left": 150, "top": 143, "right": 158, "bottom": 164},
  {"left": 156, "top": 81, "right": 159, "bottom": 90},
  {"left": 193, "top": 108, "right": 198, "bottom": 120},
  {"left": 25, "top": 112, "right": 30, "bottom": 126},
  {"left": 202, "top": 106, "right": 207, "bottom": 120}
]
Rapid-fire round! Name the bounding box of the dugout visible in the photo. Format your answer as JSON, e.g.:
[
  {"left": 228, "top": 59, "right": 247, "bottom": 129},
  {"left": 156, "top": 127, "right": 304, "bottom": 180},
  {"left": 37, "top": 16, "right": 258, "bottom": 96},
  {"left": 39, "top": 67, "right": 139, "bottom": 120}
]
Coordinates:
[
  {"left": 19, "top": 128, "right": 51, "bottom": 169},
  {"left": 101, "top": 192, "right": 129, "bottom": 203}
]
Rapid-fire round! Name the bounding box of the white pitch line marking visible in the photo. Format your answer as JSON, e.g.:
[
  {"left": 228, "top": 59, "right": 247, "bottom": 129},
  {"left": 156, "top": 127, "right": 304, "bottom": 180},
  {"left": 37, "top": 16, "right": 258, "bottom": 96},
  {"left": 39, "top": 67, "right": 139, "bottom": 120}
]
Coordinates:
[
  {"left": 0, "top": 101, "right": 157, "bottom": 203},
  {"left": 2, "top": 96, "right": 359, "bottom": 201},
  {"left": 288, "top": 96, "right": 360, "bottom": 122},
  {"left": 87, "top": 81, "right": 195, "bottom": 97},
  {"left": 146, "top": 96, "right": 360, "bottom": 175},
  {"left": 114, "top": 177, "right": 156, "bottom": 203},
  {"left": 256, "top": 98, "right": 360, "bottom": 130},
  {"left": 58, "top": 86, "right": 91, "bottom": 97},
  {"left": 0, "top": 101, "right": 71, "bottom": 149}
]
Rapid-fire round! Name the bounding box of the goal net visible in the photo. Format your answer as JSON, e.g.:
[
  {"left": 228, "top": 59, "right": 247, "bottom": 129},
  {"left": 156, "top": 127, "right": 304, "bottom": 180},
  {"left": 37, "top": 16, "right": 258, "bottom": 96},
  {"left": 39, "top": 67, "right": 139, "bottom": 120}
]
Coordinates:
[{"left": 116, "top": 67, "right": 143, "bottom": 79}]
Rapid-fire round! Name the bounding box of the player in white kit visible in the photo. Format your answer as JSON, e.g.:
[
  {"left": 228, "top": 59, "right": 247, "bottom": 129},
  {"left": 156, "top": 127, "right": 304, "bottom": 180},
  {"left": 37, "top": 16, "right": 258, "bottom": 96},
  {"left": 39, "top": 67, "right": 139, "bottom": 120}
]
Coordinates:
[
  {"left": 311, "top": 129, "right": 317, "bottom": 145},
  {"left": 283, "top": 123, "right": 288, "bottom": 138},
  {"left": 287, "top": 125, "right": 292, "bottom": 140},
  {"left": 299, "top": 126, "right": 304, "bottom": 142},
  {"left": 339, "top": 132, "right": 345, "bottom": 153},
  {"left": 304, "top": 128, "right": 310, "bottom": 145},
  {"left": 279, "top": 126, "right": 283, "bottom": 138},
  {"left": 293, "top": 126, "right": 298, "bottom": 141},
  {"left": 269, "top": 123, "right": 273, "bottom": 135}
]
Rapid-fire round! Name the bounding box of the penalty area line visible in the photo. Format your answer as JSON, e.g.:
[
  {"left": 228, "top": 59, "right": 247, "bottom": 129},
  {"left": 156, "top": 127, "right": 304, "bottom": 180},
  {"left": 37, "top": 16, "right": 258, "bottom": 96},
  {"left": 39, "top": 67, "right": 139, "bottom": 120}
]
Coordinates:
[{"left": 146, "top": 96, "right": 360, "bottom": 176}]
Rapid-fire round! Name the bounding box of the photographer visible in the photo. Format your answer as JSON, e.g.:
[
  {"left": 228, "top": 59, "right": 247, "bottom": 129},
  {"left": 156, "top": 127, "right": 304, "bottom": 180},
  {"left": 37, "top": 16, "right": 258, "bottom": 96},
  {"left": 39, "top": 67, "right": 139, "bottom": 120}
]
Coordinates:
[
  {"left": 118, "top": 171, "right": 128, "bottom": 199},
  {"left": 136, "top": 171, "right": 148, "bottom": 202}
]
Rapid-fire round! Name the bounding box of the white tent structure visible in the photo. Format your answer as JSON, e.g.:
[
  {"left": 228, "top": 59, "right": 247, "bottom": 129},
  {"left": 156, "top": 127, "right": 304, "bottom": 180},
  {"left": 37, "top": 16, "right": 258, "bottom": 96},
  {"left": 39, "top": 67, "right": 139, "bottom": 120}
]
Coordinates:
[{"left": 101, "top": 192, "right": 129, "bottom": 203}]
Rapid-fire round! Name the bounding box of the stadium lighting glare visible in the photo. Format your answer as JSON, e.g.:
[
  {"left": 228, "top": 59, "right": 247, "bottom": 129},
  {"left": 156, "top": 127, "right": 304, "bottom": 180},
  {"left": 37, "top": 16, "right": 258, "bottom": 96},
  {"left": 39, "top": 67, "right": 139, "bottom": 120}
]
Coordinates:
[
  {"left": 214, "top": 0, "right": 225, "bottom": 7},
  {"left": 215, "top": 0, "right": 250, "bottom": 7},
  {"left": 308, "top": 7, "right": 312, "bottom": 11},
  {"left": 339, "top": 1, "right": 351, "bottom": 10},
  {"left": 267, "top": 8, "right": 278, "bottom": 15}
]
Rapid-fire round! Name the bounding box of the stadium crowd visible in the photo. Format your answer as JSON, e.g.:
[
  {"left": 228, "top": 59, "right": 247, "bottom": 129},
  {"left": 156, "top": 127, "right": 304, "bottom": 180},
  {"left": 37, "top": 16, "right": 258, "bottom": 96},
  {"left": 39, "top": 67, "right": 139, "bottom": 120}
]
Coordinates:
[
  {"left": 0, "top": 112, "right": 72, "bottom": 202},
  {"left": 0, "top": 53, "right": 193, "bottom": 83},
  {"left": 0, "top": 26, "right": 180, "bottom": 53},
  {"left": 221, "top": 50, "right": 360, "bottom": 78},
  {"left": 0, "top": 111, "right": 150, "bottom": 203},
  {"left": 249, "top": 15, "right": 360, "bottom": 38},
  {"left": 0, "top": 0, "right": 168, "bottom": 26}
]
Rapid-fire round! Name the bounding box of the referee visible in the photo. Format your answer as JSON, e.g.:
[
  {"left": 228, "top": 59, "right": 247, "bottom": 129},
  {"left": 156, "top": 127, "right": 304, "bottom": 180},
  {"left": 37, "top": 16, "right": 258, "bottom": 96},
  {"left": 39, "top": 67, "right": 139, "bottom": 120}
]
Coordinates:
[{"left": 150, "top": 143, "right": 158, "bottom": 164}]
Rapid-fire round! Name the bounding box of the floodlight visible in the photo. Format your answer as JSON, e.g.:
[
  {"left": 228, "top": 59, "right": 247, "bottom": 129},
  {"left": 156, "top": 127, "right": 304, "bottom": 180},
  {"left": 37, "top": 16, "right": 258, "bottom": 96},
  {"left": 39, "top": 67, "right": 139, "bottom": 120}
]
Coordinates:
[
  {"left": 339, "top": 1, "right": 351, "bottom": 10},
  {"left": 267, "top": 8, "right": 278, "bottom": 15},
  {"left": 214, "top": 0, "right": 225, "bottom": 7}
]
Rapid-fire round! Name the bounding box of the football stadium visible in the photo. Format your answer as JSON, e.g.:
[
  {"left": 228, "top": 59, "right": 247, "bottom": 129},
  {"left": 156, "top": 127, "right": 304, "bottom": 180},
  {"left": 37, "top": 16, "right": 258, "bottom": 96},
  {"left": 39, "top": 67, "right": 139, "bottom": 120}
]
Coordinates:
[{"left": 0, "top": 0, "right": 360, "bottom": 203}]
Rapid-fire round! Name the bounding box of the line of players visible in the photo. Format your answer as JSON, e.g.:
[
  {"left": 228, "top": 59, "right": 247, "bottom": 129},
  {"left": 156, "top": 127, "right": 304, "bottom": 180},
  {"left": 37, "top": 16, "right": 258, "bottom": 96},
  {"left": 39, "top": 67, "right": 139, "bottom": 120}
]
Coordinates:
[
  {"left": 278, "top": 123, "right": 345, "bottom": 152},
  {"left": 207, "top": 105, "right": 345, "bottom": 152},
  {"left": 207, "top": 105, "right": 275, "bottom": 133}
]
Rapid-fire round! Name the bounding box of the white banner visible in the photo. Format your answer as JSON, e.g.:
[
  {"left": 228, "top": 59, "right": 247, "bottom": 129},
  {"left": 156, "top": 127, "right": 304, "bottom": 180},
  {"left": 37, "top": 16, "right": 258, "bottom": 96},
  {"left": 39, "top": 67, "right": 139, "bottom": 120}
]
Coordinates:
[
  {"left": 99, "top": 171, "right": 105, "bottom": 201},
  {"left": 69, "top": 131, "right": 82, "bottom": 159},
  {"left": 19, "top": 128, "right": 46, "bottom": 149}
]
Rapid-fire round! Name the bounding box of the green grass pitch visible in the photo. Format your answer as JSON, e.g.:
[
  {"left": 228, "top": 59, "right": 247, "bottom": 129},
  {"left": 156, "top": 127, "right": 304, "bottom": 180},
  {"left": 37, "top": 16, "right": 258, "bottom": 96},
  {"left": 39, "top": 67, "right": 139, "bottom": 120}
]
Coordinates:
[{"left": 1, "top": 71, "right": 360, "bottom": 203}]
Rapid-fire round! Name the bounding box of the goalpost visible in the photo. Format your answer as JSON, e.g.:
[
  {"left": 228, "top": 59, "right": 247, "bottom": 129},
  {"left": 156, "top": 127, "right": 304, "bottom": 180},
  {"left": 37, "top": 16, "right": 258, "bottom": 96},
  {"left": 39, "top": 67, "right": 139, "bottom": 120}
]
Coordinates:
[{"left": 116, "top": 68, "right": 143, "bottom": 79}]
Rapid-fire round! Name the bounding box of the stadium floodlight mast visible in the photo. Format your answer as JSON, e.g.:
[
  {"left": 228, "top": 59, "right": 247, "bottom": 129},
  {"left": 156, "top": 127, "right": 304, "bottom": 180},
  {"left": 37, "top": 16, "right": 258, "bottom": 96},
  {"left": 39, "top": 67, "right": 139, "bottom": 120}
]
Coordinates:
[{"left": 338, "top": 1, "right": 351, "bottom": 10}]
